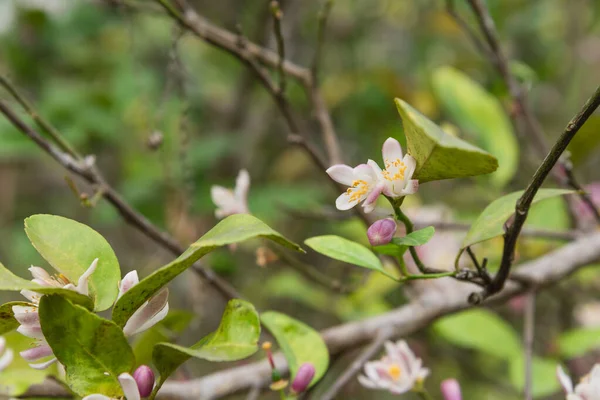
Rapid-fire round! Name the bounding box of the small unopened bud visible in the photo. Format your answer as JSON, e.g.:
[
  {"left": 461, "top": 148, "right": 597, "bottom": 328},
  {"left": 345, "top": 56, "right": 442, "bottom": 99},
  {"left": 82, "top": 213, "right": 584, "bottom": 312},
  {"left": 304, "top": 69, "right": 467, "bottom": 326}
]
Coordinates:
[
  {"left": 367, "top": 218, "right": 397, "bottom": 246},
  {"left": 291, "top": 362, "right": 315, "bottom": 393},
  {"left": 440, "top": 378, "right": 462, "bottom": 400},
  {"left": 133, "top": 365, "right": 155, "bottom": 398}
]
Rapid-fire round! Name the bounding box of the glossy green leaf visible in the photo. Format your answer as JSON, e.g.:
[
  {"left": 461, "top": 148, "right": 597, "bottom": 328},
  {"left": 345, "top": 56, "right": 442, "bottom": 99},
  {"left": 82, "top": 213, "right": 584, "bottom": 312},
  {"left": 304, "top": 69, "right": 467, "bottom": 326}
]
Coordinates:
[
  {"left": 38, "top": 295, "right": 135, "bottom": 397},
  {"left": 0, "top": 261, "right": 93, "bottom": 309},
  {"left": 153, "top": 300, "right": 260, "bottom": 385},
  {"left": 113, "top": 214, "right": 302, "bottom": 328},
  {"left": 0, "top": 301, "right": 33, "bottom": 335},
  {"left": 392, "top": 226, "right": 435, "bottom": 246},
  {"left": 305, "top": 235, "right": 397, "bottom": 280},
  {"left": 434, "top": 309, "right": 521, "bottom": 359},
  {"left": 25, "top": 215, "right": 120, "bottom": 311},
  {"left": 261, "top": 311, "right": 329, "bottom": 387},
  {"left": 509, "top": 356, "right": 560, "bottom": 398},
  {"left": 431, "top": 67, "right": 519, "bottom": 186},
  {"left": 557, "top": 327, "right": 600, "bottom": 358},
  {"left": 461, "top": 189, "right": 574, "bottom": 249},
  {"left": 395, "top": 98, "right": 498, "bottom": 183}
]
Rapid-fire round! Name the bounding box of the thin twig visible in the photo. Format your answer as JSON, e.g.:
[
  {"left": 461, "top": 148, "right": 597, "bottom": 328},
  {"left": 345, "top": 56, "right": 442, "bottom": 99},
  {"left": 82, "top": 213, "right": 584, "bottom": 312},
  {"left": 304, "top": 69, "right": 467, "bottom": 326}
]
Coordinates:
[
  {"left": 470, "top": 85, "right": 600, "bottom": 303},
  {"left": 523, "top": 292, "right": 536, "bottom": 400},
  {"left": 0, "top": 99, "right": 240, "bottom": 301},
  {"left": 269, "top": 1, "right": 286, "bottom": 93},
  {"left": 444, "top": 0, "right": 493, "bottom": 60},
  {"left": 320, "top": 328, "right": 393, "bottom": 400},
  {"left": 312, "top": 0, "right": 334, "bottom": 83}
]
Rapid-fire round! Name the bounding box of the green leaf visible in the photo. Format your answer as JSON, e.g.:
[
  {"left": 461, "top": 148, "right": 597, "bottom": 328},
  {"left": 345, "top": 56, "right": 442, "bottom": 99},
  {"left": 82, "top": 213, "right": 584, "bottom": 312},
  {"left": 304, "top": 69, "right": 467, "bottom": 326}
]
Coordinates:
[
  {"left": 557, "top": 327, "right": 600, "bottom": 358},
  {"left": 24, "top": 215, "right": 120, "bottom": 311},
  {"left": 0, "top": 261, "right": 93, "bottom": 309},
  {"left": 113, "top": 214, "right": 302, "bottom": 328},
  {"left": 509, "top": 356, "right": 560, "bottom": 398},
  {"left": 0, "top": 301, "right": 34, "bottom": 335},
  {"left": 461, "top": 189, "right": 575, "bottom": 249},
  {"left": 567, "top": 115, "right": 600, "bottom": 166},
  {"left": 153, "top": 299, "right": 260, "bottom": 384},
  {"left": 434, "top": 309, "right": 521, "bottom": 359},
  {"left": 261, "top": 311, "right": 329, "bottom": 388},
  {"left": 395, "top": 98, "right": 498, "bottom": 183},
  {"left": 38, "top": 295, "right": 135, "bottom": 397},
  {"left": 305, "top": 235, "right": 397, "bottom": 280},
  {"left": 392, "top": 226, "right": 435, "bottom": 246},
  {"left": 431, "top": 67, "right": 519, "bottom": 187}
]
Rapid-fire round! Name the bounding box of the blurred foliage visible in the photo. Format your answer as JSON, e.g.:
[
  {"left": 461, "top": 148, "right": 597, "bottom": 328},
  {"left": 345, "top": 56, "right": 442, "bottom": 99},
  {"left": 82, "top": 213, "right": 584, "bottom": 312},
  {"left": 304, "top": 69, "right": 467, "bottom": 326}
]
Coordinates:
[{"left": 0, "top": 0, "right": 599, "bottom": 398}]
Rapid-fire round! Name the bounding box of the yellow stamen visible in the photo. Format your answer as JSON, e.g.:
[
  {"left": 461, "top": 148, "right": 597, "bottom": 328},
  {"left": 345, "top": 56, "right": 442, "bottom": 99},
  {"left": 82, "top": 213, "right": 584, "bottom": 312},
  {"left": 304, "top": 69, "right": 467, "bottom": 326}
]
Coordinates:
[
  {"left": 347, "top": 180, "right": 368, "bottom": 201},
  {"left": 388, "top": 364, "right": 401, "bottom": 381},
  {"left": 262, "top": 342, "right": 272, "bottom": 351},
  {"left": 382, "top": 159, "right": 406, "bottom": 181}
]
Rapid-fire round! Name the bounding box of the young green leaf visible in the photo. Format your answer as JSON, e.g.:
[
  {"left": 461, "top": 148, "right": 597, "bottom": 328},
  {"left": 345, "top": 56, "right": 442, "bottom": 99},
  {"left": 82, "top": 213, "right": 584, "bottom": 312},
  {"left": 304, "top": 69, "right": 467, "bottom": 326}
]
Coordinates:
[
  {"left": 461, "top": 189, "right": 575, "bottom": 249},
  {"left": 431, "top": 66, "right": 519, "bottom": 187},
  {"left": 395, "top": 98, "right": 498, "bottom": 183},
  {"left": 24, "top": 214, "right": 120, "bottom": 311},
  {"left": 38, "top": 295, "right": 135, "bottom": 397},
  {"left": 112, "top": 214, "right": 302, "bottom": 328},
  {"left": 305, "top": 235, "right": 397, "bottom": 280},
  {"left": 152, "top": 300, "right": 260, "bottom": 386},
  {"left": 261, "top": 311, "right": 329, "bottom": 388},
  {"left": 0, "top": 261, "right": 93, "bottom": 309},
  {"left": 509, "top": 356, "right": 560, "bottom": 398},
  {"left": 0, "top": 301, "right": 34, "bottom": 335},
  {"left": 392, "top": 226, "right": 435, "bottom": 246},
  {"left": 557, "top": 327, "right": 600, "bottom": 359}
]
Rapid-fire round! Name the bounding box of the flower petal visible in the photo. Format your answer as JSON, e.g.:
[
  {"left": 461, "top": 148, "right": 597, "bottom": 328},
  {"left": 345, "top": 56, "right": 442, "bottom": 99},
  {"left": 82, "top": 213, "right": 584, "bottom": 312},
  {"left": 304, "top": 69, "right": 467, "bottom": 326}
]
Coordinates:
[
  {"left": 118, "top": 270, "right": 139, "bottom": 300},
  {"left": 20, "top": 290, "right": 42, "bottom": 304},
  {"left": 557, "top": 365, "right": 574, "bottom": 394},
  {"left": 365, "top": 160, "right": 384, "bottom": 183},
  {"left": 76, "top": 258, "right": 98, "bottom": 296},
  {"left": 119, "top": 373, "right": 141, "bottom": 400},
  {"left": 29, "top": 357, "right": 57, "bottom": 370},
  {"left": 358, "top": 374, "right": 378, "bottom": 389},
  {"left": 12, "top": 305, "right": 39, "bottom": 326},
  {"left": 123, "top": 288, "right": 169, "bottom": 336},
  {"left": 382, "top": 138, "right": 403, "bottom": 163},
  {"left": 401, "top": 180, "right": 419, "bottom": 195},
  {"left": 0, "top": 337, "right": 5, "bottom": 354},
  {"left": 82, "top": 395, "right": 112, "bottom": 400},
  {"left": 0, "top": 347, "right": 13, "bottom": 372},
  {"left": 362, "top": 183, "right": 384, "bottom": 214},
  {"left": 20, "top": 344, "right": 53, "bottom": 361},
  {"left": 234, "top": 169, "right": 251, "bottom": 203},
  {"left": 326, "top": 165, "right": 355, "bottom": 186},
  {"left": 28, "top": 266, "right": 52, "bottom": 283},
  {"left": 335, "top": 192, "right": 359, "bottom": 211},
  {"left": 211, "top": 186, "right": 237, "bottom": 214},
  {"left": 403, "top": 154, "right": 417, "bottom": 180},
  {"left": 17, "top": 324, "right": 44, "bottom": 340}
]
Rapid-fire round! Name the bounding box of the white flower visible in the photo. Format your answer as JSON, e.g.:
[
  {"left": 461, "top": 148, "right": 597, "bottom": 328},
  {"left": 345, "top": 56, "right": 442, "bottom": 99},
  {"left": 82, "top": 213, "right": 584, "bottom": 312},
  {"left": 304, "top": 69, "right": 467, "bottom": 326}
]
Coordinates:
[
  {"left": 211, "top": 169, "right": 250, "bottom": 219},
  {"left": 82, "top": 373, "right": 141, "bottom": 400},
  {"left": 13, "top": 259, "right": 98, "bottom": 370},
  {"left": 370, "top": 137, "right": 418, "bottom": 198},
  {"left": 326, "top": 163, "right": 385, "bottom": 213},
  {"left": 118, "top": 271, "right": 169, "bottom": 336},
  {"left": 0, "top": 336, "right": 14, "bottom": 373},
  {"left": 358, "top": 340, "right": 429, "bottom": 394},
  {"left": 558, "top": 364, "right": 600, "bottom": 400}
]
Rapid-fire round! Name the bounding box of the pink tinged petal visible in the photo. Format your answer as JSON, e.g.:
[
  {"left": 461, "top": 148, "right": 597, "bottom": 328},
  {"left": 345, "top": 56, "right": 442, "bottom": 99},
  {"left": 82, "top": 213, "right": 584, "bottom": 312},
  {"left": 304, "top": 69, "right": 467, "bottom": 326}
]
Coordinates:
[
  {"left": 335, "top": 192, "right": 359, "bottom": 211},
  {"left": 20, "top": 290, "right": 41, "bottom": 304},
  {"left": 326, "top": 165, "right": 355, "bottom": 186},
  {"left": 119, "top": 373, "right": 141, "bottom": 400},
  {"left": 557, "top": 365, "right": 574, "bottom": 394},
  {"left": 82, "top": 395, "right": 112, "bottom": 400},
  {"left": 119, "top": 270, "right": 140, "bottom": 299},
  {"left": 17, "top": 324, "right": 45, "bottom": 340},
  {"left": 362, "top": 184, "right": 385, "bottom": 214},
  {"left": 382, "top": 137, "right": 403, "bottom": 163},
  {"left": 28, "top": 266, "right": 52, "bottom": 283},
  {"left": 12, "top": 306, "right": 39, "bottom": 326},
  {"left": 359, "top": 161, "right": 381, "bottom": 183},
  {"left": 403, "top": 154, "right": 417, "bottom": 180},
  {"left": 364, "top": 361, "right": 384, "bottom": 383},
  {"left": 0, "top": 348, "right": 13, "bottom": 371},
  {"left": 20, "top": 344, "right": 53, "bottom": 361},
  {"left": 123, "top": 288, "right": 169, "bottom": 336},
  {"left": 29, "top": 357, "right": 57, "bottom": 370},
  {"left": 401, "top": 180, "right": 419, "bottom": 195},
  {"left": 418, "top": 367, "right": 430, "bottom": 381},
  {"left": 0, "top": 337, "right": 5, "bottom": 354},
  {"left": 358, "top": 374, "right": 378, "bottom": 389},
  {"left": 76, "top": 258, "right": 99, "bottom": 296},
  {"left": 234, "top": 169, "right": 251, "bottom": 203},
  {"left": 441, "top": 379, "right": 462, "bottom": 400}
]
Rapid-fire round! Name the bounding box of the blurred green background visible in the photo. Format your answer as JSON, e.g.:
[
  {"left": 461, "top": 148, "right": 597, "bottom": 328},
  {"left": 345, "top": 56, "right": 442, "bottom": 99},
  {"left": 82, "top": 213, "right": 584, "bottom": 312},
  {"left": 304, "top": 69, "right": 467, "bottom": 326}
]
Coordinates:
[{"left": 1, "top": 0, "right": 600, "bottom": 398}]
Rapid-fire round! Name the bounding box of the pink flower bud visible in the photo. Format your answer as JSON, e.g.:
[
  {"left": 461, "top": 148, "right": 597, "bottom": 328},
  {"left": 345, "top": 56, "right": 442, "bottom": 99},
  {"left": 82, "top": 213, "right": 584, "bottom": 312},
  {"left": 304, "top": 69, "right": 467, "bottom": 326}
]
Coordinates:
[
  {"left": 291, "top": 363, "right": 316, "bottom": 393},
  {"left": 441, "top": 378, "right": 462, "bottom": 400},
  {"left": 133, "top": 365, "right": 155, "bottom": 397},
  {"left": 367, "top": 218, "right": 397, "bottom": 246}
]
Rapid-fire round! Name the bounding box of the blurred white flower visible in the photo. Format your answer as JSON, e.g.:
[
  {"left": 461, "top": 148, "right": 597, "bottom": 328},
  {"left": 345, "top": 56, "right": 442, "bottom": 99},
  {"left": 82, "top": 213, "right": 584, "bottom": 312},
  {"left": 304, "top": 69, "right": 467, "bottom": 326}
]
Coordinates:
[
  {"left": 575, "top": 301, "right": 600, "bottom": 328},
  {"left": 82, "top": 372, "right": 141, "bottom": 400},
  {"left": 358, "top": 340, "right": 429, "bottom": 394},
  {"left": 13, "top": 259, "right": 98, "bottom": 370},
  {"left": 0, "top": 336, "right": 14, "bottom": 372},
  {"left": 326, "top": 163, "right": 385, "bottom": 213},
  {"left": 558, "top": 364, "right": 600, "bottom": 400},
  {"left": 372, "top": 137, "right": 419, "bottom": 198},
  {"left": 118, "top": 271, "right": 169, "bottom": 336},
  {"left": 211, "top": 169, "right": 250, "bottom": 219}
]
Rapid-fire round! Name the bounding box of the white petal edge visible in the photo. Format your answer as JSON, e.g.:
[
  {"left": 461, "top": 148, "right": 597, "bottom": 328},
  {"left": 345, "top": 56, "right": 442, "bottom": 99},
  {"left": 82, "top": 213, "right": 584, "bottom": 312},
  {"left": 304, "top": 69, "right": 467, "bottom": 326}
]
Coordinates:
[
  {"left": 29, "top": 357, "right": 57, "bottom": 370},
  {"left": 82, "top": 395, "right": 112, "bottom": 400},
  {"left": 401, "top": 180, "right": 419, "bottom": 196},
  {"left": 234, "top": 169, "right": 251, "bottom": 202},
  {"left": 403, "top": 154, "right": 417, "bottom": 180},
  {"left": 123, "top": 288, "right": 169, "bottom": 336},
  {"left": 335, "top": 192, "right": 359, "bottom": 211},
  {"left": 119, "top": 373, "right": 141, "bottom": 400},
  {"left": 326, "top": 165, "right": 355, "bottom": 186},
  {"left": 12, "top": 305, "right": 39, "bottom": 326},
  {"left": 17, "top": 325, "right": 44, "bottom": 340},
  {"left": 20, "top": 344, "right": 53, "bottom": 361},
  {"left": 382, "top": 137, "right": 403, "bottom": 163},
  {"left": 76, "top": 258, "right": 99, "bottom": 296},
  {"left": 0, "top": 348, "right": 13, "bottom": 371},
  {"left": 118, "top": 270, "right": 140, "bottom": 299},
  {"left": 557, "top": 365, "right": 574, "bottom": 394},
  {"left": 357, "top": 374, "right": 378, "bottom": 389}
]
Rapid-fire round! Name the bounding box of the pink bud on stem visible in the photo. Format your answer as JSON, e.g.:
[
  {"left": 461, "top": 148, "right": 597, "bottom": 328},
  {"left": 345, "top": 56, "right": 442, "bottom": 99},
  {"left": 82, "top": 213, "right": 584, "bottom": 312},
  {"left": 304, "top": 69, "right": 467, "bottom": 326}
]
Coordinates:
[
  {"left": 440, "top": 378, "right": 462, "bottom": 400},
  {"left": 291, "top": 363, "right": 316, "bottom": 393},
  {"left": 133, "top": 365, "right": 155, "bottom": 398},
  {"left": 367, "top": 218, "right": 397, "bottom": 246}
]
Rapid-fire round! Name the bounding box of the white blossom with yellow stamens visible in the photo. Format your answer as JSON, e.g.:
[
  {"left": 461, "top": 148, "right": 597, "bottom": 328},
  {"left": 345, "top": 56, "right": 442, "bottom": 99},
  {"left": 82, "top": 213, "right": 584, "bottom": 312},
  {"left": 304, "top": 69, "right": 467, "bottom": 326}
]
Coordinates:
[
  {"left": 358, "top": 340, "right": 429, "bottom": 394},
  {"left": 371, "top": 137, "right": 419, "bottom": 198},
  {"left": 326, "top": 163, "right": 385, "bottom": 213}
]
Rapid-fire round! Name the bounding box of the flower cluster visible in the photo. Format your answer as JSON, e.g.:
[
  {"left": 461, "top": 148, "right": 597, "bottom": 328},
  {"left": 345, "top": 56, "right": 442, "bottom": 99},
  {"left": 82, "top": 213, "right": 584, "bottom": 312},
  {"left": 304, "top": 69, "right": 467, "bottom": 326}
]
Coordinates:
[
  {"left": 358, "top": 340, "right": 429, "bottom": 394},
  {"left": 558, "top": 364, "right": 600, "bottom": 400},
  {"left": 327, "top": 138, "right": 418, "bottom": 213}
]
